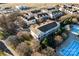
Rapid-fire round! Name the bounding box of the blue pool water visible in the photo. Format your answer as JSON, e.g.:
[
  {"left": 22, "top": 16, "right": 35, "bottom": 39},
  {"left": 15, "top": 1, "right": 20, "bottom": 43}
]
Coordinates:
[
  {"left": 56, "top": 32, "right": 79, "bottom": 56},
  {"left": 71, "top": 25, "right": 79, "bottom": 35},
  {"left": 60, "top": 40, "right": 79, "bottom": 56},
  {"left": 56, "top": 25, "right": 79, "bottom": 56}
]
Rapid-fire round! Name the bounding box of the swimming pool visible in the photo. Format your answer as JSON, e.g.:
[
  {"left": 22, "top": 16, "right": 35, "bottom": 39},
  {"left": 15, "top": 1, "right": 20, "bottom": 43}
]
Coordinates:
[
  {"left": 71, "top": 25, "right": 79, "bottom": 35},
  {"left": 60, "top": 40, "right": 79, "bottom": 56},
  {"left": 56, "top": 32, "right": 79, "bottom": 56}
]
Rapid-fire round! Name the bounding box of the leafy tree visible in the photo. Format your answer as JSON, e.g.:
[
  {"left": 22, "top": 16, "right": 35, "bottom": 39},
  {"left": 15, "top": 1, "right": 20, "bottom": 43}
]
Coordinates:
[
  {"left": 42, "top": 38, "right": 48, "bottom": 46},
  {"left": 60, "top": 17, "right": 72, "bottom": 27}
]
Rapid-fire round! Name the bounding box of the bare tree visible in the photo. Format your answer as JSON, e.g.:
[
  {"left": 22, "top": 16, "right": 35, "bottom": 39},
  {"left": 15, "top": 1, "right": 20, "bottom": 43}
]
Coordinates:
[
  {"left": 15, "top": 41, "right": 32, "bottom": 56},
  {"left": 39, "top": 47, "right": 56, "bottom": 56},
  {"left": 16, "top": 31, "right": 32, "bottom": 41},
  {"left": 16, "top": 16, "right": 28, "bottom": 29},
  {"left": 72, "top": 18, "right": 78, "bottom": 24},
  {"left": 0, "top": 14, "right": 8, "bottom": 30},
  {"left": 5, "top": 35, "right": 21, "bottom": 50},
  {"left": 30, "top": 39, "right": 40, "bottom": 53},
  {"left": 31, "top": 52, "right": 45, "bottom": 56},
  {"left": 54, "top": 35, "right": 63, "bottom": 46}
]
